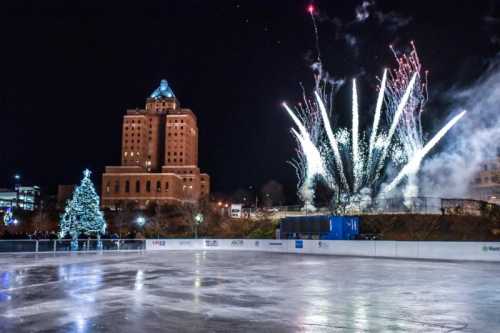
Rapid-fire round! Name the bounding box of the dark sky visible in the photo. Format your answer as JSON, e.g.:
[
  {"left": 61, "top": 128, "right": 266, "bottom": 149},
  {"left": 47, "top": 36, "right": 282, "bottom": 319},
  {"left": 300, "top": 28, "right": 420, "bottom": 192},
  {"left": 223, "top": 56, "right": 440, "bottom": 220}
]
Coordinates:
[{"left": 0, "top": 0, "right": 498, "bottom": 201}]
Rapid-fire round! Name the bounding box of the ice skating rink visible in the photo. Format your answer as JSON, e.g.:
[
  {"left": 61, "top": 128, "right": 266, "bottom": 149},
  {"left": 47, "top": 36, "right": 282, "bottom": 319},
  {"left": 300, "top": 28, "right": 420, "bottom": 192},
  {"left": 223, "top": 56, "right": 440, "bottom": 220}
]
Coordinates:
[{"left": 1, "top": 251, "right": 499, "bottom": 332}]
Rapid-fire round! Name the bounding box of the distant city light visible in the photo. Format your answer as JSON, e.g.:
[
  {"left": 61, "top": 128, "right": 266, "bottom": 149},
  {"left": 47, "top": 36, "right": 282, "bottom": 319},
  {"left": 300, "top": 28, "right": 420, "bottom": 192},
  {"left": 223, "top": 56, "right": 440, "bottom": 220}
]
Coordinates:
[{"left": 307, "top": 4, "right": 315, "bottom": 14}]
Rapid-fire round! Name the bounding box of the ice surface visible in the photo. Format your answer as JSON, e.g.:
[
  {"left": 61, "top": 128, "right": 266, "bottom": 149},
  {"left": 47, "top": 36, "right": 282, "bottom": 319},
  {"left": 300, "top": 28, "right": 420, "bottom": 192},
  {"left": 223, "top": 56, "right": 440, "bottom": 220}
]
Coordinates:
[{"left": 0, "top": 251, "right": 499, "bottom": 332}]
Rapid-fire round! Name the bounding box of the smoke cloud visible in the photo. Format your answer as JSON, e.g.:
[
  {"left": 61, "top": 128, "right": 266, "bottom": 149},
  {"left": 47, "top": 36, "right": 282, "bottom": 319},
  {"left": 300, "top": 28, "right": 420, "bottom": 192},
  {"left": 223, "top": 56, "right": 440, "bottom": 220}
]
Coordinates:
[{"left": 419, "top": 57, "right": 500, "bottom": 198}]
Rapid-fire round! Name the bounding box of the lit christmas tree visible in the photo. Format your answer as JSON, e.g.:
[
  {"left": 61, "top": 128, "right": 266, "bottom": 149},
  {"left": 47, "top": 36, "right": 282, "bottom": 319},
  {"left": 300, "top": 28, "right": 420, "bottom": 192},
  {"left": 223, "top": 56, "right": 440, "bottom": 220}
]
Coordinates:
[{"left": 60, "top": 169, "right": 106, "bottom": 250}]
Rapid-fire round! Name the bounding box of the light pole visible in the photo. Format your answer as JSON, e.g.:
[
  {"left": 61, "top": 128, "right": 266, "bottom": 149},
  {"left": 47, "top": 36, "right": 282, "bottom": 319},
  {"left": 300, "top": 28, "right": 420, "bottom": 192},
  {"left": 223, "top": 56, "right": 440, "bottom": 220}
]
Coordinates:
[
  {"left": 136, "top": 216, "right": 146, "bottom": 227},
  {"left": 13, "top": 174, "right": 21, "bottom": 209},
  {"left": 193, "top": 213, "right": 204, "bottom": 239}
]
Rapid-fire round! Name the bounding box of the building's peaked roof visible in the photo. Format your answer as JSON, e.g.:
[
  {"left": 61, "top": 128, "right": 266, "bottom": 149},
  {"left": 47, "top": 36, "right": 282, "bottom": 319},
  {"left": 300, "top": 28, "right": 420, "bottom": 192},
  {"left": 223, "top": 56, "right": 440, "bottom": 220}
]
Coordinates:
[{"left": 150, "top": 79, "right": 175, "bottom": 99}]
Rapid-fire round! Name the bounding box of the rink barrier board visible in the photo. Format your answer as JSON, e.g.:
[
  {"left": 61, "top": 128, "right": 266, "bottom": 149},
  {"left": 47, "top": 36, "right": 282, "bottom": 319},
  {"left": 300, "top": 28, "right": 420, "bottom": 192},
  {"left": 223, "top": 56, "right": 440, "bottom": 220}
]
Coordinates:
[{"left": 146, "top": 239, "right": 500, "bottom": 262}]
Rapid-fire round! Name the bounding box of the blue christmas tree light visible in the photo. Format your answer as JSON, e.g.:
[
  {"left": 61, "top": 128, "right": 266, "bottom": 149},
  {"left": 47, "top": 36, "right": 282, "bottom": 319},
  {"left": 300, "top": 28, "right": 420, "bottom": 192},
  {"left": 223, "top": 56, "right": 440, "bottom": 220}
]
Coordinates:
[
  {"left": 60, "top": 169, "right": 106, "bottom": 250},
  {"left": 3, "top": 207, "right": 14, "bottom": 226}
]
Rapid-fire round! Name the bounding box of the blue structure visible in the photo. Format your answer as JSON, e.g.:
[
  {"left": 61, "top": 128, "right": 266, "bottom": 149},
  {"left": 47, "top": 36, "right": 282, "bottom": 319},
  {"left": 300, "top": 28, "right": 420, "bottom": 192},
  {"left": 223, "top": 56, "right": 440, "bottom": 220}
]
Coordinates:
[
  {"left": 150, "top": 79, "right": 175, "bottom": 99},
  {"left": 280, "top": 215, "right": 359, "bottom": 240},
  {"left": 323, "top": 216, "right": 359, "bottom": 240}
]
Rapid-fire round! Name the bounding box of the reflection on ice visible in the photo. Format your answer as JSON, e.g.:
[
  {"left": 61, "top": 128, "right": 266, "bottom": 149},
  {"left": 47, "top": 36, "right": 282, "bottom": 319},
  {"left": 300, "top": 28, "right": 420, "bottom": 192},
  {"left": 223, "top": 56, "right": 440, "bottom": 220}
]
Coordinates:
[{"left": 0, "top": 252, "right": 498, "bottom": 332}]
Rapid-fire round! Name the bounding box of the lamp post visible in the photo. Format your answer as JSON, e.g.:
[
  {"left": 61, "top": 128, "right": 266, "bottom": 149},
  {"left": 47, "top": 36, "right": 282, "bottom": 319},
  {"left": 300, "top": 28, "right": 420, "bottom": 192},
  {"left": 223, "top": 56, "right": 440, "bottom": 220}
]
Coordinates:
[
  {"left": 136, "top": 216, "right": 146, "bottom": 227},
  {"left": 13, "top": 174, "right": 21, "bottom": 209},
  {"left": 193, "top": 213, "right": 204, "bottom": 239}
]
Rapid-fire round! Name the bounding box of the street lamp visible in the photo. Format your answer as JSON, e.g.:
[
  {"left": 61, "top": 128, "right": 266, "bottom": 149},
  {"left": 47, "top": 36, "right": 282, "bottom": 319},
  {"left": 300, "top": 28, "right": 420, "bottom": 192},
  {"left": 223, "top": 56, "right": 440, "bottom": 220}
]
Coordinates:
[
  {"left": 13, "top": 174, "right": 21, "bottom": 209},
  {"left": 136, "top": 216, "right": 146, "bottom": 227},
  {"left": 193, "top": 213, "right": 204, "bottom": 239}
]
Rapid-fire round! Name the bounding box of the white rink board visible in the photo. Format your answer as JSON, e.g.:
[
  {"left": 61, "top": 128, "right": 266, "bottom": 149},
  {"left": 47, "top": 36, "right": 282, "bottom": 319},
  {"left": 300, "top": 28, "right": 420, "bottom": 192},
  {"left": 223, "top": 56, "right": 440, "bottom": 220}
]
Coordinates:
[{"left": 145, "top": 239, "right": 500, "bottom": 262}]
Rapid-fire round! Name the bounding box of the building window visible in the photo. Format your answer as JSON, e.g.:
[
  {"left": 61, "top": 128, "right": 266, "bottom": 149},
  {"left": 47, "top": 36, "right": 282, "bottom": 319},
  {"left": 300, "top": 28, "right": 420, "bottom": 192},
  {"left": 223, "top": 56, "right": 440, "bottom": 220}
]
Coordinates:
[
  {"left": 125, "top": 180, "right": 130, "bottom": 193},
  {"left": 136, "top": 180, "right": 140, "bottom": 193},
  {"left": 165, "top": 182, "right": 169, "bottom": 191},
  {"left": 114, "top": 181, "right": 120, "bottom": 193},
  {"left": 146, "top": 181, "right": 151, "bottom": 192},
  {"left": 156, "top": 181, "right": 161, "bottom": 192},
  {"left": 106, "top": 182, "right": 111, "bottom": 193}
]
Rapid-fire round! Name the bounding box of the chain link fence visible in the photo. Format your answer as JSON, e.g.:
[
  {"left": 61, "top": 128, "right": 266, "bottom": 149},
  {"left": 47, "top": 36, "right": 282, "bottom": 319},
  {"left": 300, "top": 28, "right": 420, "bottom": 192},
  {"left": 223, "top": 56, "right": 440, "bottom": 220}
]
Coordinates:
[{"left": 241, "top": 197, "right": 500, "bottom": 218}]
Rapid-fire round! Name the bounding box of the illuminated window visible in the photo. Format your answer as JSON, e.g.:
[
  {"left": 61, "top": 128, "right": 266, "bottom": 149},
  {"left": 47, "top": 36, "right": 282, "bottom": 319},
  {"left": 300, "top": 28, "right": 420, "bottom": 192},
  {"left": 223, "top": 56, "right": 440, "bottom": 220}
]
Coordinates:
[{"left": 106, "top": 182, "right": 111, "bottom": 193}]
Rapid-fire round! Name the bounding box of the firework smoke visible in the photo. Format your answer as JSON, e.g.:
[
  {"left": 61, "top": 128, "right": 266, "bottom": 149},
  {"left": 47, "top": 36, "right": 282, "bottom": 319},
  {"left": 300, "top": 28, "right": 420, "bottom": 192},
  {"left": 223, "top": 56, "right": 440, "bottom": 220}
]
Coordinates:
[{"left": 419, "top": 58, "right": 500, "bottom": 199}]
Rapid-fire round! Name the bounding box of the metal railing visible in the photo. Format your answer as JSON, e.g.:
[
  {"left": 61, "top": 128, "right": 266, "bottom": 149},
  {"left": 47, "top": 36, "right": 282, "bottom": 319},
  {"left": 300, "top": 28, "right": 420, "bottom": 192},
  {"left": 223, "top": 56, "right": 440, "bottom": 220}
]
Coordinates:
[{"left": 0, "top": 239, "right": 146, "bottom": 253}]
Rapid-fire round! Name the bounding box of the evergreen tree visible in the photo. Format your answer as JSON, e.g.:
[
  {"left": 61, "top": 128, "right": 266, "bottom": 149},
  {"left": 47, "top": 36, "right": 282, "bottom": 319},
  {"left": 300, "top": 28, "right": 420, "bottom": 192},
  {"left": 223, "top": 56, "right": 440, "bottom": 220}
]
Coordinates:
[{"left": 60, "top": 169, "right": 106, "bottom": 250}]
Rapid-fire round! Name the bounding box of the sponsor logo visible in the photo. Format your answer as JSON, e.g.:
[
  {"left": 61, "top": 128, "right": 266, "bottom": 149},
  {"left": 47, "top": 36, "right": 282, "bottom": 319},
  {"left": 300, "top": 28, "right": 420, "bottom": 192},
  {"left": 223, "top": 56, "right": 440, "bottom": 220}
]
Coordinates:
[
  {"left": 318, "top": 241, "right": 329, "bottom": 249},
  {"left": 295, "top": 240, "right": 303, "bottom": 249},
  {"left": 269, "top": 242, "right": 283, "bottom": 246},
  {"left": 179, "top": 241, "right": 192, "bottom": 246},
  {"left": 152, "top": 240, "right": 166, "bottom": 247},
  {"left": 231, "top": 240, "right": 244, "bottom": 247},
  {"left": 483, "top": 246, "right": 500, "bottom": 252},
  {"left": 205, "top": 240, "right": 218, "bottom": 247}
]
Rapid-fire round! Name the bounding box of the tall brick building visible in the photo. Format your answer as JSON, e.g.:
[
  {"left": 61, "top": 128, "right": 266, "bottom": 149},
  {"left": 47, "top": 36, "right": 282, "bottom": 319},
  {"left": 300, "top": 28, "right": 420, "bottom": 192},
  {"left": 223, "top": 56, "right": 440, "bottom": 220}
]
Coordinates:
[{"left": 101, "top": 80, "right": 210, "bottom": 209}]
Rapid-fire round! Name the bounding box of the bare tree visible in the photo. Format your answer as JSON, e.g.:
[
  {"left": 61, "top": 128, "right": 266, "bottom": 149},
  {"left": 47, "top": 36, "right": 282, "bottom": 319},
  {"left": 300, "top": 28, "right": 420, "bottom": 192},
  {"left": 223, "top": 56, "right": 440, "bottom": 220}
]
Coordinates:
[{"left": 260, "top": 180, "right": 285, "bottom": 207}]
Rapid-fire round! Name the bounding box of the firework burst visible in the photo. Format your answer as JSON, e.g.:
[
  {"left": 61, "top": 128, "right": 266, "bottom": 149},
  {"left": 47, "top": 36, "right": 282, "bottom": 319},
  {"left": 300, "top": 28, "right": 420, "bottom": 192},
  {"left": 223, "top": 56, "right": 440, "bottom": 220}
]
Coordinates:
[{"left": 283, "top": 44, "right": 466, "bottom": 211}]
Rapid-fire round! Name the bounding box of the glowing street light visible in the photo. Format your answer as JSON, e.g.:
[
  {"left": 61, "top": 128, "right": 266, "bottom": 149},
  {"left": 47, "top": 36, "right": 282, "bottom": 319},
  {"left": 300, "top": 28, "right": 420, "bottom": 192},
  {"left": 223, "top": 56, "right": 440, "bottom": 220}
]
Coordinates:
[
  {"left": 194, "top": 213, "right": 204, "bottom": 225},
  {"left": 193, "top": 213, "right": 204, "bottom": 239},
  {"left": 136, "top": 216, "right": 146, "bottom": 227}
]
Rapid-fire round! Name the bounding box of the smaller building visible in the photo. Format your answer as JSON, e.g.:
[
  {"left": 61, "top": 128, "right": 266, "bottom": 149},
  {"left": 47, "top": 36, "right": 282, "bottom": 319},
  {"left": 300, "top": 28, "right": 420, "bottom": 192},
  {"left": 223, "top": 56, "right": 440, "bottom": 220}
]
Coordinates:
[
  {"left": 471, "top": 153, "right": 500, "bottom": 205},
  {"left": 0, "top": 186, "right": 40, "bottom": 211}
]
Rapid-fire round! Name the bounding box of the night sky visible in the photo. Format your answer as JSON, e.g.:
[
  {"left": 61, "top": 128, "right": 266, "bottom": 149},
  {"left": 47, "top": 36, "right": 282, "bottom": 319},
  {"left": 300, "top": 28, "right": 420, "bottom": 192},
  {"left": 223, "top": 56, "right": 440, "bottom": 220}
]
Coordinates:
[{"left": 1, "top": 0, "right": 499, "bottom": 201}]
